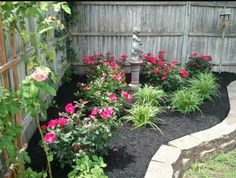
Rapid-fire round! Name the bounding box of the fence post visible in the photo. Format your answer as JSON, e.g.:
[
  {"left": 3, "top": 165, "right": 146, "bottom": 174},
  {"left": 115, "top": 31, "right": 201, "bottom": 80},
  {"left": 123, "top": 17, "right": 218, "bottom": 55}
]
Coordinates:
[{"left": 181, "top": 1, "right": 191, "bottom": 67}]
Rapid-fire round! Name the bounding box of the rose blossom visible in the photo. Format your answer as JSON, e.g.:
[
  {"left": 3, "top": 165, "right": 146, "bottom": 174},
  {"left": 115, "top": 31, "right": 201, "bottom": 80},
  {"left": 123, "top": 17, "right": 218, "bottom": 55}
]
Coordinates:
[
  {"left": 41, "top": 125, "right": 47, "bottom": 130},
  {"left": 31, "top": 69, "right": 48, "bottom": 82},
  {"left": 109, "top": 93, "right": 117, "bottom": 101},
  {"left": 44, "top": 132, "right": 56, "bottom": 144},
  {"left": 47, "top": 119, "right": 59, "bottom": 129},
  {"left": 153, "top": 68, "right": 159, "bottom": 74},
  {"left": 57, "top": 117, "right": 69, "bottom": 127},
  {"left": 158, "top": 60, "right": 165, "bottom": 67},
  {"left": 192, "top": 53, "right": 198, "bottom": 57},
  {"left": 114, "top": 74, "right": 122, "bottom": 81},
  {"left": 121, "top": 91, "right": 133, "bottom": 102},
  {"left": 83, "top": 86, "right": 91, "bottom": 90},
  {"left": 91, "top": 107, "right": 99, "bottom": 116},
  {"left": 65, "top": 103, "right": 75, "bottom": 114},
  {"left": 171, "top": 61, "right": 178, "bottom": 65},
  {"left": 100, "top": 107, "right": 114, "bottom": 120},
  {"left": 179, "top": 69, "right": 189, "bottom": 78},
  {"left": 161, "top": 71, "right": 167, "bottom": 76}
]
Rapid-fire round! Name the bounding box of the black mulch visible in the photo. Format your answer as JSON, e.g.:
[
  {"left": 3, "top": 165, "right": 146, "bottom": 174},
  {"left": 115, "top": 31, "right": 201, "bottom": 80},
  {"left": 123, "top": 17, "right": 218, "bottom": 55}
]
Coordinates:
[{"left": 26, "top": 72, "right": 236, "bottom": 178}]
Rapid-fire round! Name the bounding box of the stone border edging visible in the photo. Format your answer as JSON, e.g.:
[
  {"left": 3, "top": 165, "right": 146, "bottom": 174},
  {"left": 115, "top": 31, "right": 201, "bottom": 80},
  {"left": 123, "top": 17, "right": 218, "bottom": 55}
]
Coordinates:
[{"left": 144, "top": 81, "right": 236, "bottom": 178}]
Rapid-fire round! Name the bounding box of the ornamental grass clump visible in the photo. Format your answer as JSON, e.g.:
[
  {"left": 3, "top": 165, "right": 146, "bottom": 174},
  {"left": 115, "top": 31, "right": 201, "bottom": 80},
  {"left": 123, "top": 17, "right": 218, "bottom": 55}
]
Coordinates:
[
  {"left": 123, "top": 104, "right": 163, "bottom": 133},
  {"left": 188, "top": 72, "right": 219, "bottom": 101},
  {"left": 171, "top": 89, "right": 203, "bottom": 114},
  {"left": 134, "top": 84, "right": 166, "bottom": 106}
]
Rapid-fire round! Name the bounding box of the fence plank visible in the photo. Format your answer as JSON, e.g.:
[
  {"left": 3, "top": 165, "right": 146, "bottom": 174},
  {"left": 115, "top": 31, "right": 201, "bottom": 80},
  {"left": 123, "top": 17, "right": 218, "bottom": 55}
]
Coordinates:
[{"left": 0, "top": 18, "right": 9, "bottom": 87}]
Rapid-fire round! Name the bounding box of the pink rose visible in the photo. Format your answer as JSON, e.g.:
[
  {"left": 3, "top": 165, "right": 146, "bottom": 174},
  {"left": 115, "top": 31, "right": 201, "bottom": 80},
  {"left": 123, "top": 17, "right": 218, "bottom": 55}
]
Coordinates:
[
  {"left": 114, "top": 74, "right": 122, "bottom": 81},
  {"left": 44, "top": 132, "right": 56, "bottom": 144},
  {"left": 158, "top": 61, "right": 165, "bottom": 67},
  {"left": 109, "top": 93, "right": 117, "bottom": 101},
  {"left": 91, "top": 107, "right": 99, "bottom": 116},
  {"left": 65, "top": 103, "right": 75, "bottom": 114},
  {"left": 83, "top": 86, "right": 91, "bottom": 90},
  {"left": 100, "top": 107, "right": 114, "bottom": 120},
  {"left": 57, "top": 117, "right": 69, "bottom": 127},
  {"left": 121, "top": 91, "right": 133, "bottom": 102},
  {"left": 31, "top": 69, "right": 48, "bottom": 82},
  {"left": 47, "top": 119, "right": 59, "bottom": 129}
]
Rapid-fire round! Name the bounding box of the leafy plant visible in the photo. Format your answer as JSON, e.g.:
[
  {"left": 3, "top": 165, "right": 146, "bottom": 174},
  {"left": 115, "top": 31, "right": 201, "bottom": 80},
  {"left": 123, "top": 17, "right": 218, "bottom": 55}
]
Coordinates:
[
  {"left": 134, "top": 84, "right": 166, "bottom": 106},
  {"left": 124, "top": 104, "right": 163, "bottom": 133},
  {"left": 188, "top": 72, "right": 219, "bottom": 101},
  {"left": 186, "top": 53, "right": 213, "bottom": 77},
  {"left": 68, "top": 155, "right": 108, "bottom": 178},
  {"left": 171, "top": 89, "right": 203, "bottom": 114}
]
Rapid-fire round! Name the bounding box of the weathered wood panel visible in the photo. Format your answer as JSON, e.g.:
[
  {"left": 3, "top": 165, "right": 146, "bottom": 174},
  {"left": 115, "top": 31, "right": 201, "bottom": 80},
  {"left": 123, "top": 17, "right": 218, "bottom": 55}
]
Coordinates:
[{"left": 71, "top": 1, "right": 236, "bottom": 73}]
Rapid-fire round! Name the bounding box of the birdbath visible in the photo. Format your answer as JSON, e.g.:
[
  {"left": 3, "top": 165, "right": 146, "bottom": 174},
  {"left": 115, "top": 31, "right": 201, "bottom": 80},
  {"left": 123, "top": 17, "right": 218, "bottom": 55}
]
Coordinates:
[{"left": 129, "top": 27, "right": 143, "bottom": 90}]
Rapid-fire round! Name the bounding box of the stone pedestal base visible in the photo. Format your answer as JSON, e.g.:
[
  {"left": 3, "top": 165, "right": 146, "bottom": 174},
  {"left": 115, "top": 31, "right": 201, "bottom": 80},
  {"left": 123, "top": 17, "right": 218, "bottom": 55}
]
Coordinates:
[{"left": 129, "top": 60, "right": 142, "bottom": 91}]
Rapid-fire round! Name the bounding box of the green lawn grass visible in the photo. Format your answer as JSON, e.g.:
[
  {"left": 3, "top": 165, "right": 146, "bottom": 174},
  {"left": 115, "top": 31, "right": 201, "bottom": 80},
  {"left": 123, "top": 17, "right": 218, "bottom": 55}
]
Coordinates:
[{"left": 184, "top": 149, "right": 236, "bottom": 178}]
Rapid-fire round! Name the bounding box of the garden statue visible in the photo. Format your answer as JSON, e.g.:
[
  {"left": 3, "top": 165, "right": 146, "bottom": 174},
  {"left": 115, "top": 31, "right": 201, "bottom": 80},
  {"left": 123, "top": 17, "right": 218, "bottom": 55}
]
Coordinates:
[
  {"left": 131, "top": 27, "right": 142, "bottom": 62},
  {"left": 129, "top": 27, "right": 143, "bottom": 89}
]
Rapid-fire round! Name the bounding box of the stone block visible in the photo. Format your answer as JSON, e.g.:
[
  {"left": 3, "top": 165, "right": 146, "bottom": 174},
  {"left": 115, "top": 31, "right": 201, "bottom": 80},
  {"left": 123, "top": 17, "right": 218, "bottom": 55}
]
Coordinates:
[
  {"left": 168, "top": 135, "right": 202, "bottom": 157},
  {"left": 218, "top": 139, "right": 236, "bottom": 153},
  {"left": 144, "top": 161, "right": 173, "bottom": 178},
  {"left": 198, "top": 147, "right": 217, "bottom": 161},
  {"left": 152, "top": 145, "right": 181, "bottom": 167}
]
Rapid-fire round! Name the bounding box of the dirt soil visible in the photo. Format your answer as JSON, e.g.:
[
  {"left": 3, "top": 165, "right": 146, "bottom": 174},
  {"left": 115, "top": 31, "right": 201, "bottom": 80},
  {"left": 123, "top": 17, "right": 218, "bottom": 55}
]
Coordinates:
[{"left": 26, "top": 72, "right": 236, "bottom": 178}]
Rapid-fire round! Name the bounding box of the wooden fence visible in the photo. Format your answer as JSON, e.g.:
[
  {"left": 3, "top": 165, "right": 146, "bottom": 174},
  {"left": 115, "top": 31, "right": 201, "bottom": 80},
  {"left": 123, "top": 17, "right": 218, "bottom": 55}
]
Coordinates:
[
  {"left": 71, "top": 1, "right": 236, "bottom": 73},
  {"left": 0, "top": 12, "right": 68, "bottom": 178}
]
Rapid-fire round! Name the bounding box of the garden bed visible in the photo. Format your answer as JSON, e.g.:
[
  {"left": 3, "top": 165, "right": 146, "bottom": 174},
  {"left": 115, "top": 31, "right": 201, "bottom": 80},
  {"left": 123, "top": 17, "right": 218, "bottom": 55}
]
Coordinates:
[{"left": 26, "top": 72, "right": 236, "bottom": 178}]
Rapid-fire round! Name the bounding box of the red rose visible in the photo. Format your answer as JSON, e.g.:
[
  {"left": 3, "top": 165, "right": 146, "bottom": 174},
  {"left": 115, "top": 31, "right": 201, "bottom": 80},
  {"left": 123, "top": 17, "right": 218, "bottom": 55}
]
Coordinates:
[
  {"left": 158, "top": 61, "right": 165, "bottom": 67},
  {"left": 153, "top": 68, "right": 159, "bottom": 74}
]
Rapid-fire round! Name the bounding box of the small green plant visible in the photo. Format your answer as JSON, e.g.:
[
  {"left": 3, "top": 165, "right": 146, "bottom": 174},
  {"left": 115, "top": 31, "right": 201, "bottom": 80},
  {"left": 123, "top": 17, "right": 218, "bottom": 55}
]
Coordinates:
[
  {"left": 68, "top": 155, "right": 108, "bottom": 178},
  {"left": 124, "top": 104, "right": 163, "bottom": 133},
  {"left": 134, "top": 84, "right": 166, "bottom": 106},
  {"left": 188, "top": 73, "right": 219, "bottom": 101},
  {"left": 171, "top": 89, "right": 203, "bottom": 114}
]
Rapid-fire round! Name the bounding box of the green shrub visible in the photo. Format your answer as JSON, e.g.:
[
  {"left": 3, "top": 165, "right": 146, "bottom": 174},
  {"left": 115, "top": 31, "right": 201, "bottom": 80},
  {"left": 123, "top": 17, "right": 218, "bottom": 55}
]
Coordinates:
[
  {"left": 68, "top": 155, "right": 107, "bottom": 178},
  {"left": 171, "top": 89, "right": 203, "bottom": 114},
  {"left": 188, "top": 72, "right": 219, "bottom": 101},
  {"left": 134, "top": 84, "right": 166, "bottom": 106},
  {"left": 185, "top": 53, "right": 213, "bottom": 77},
  {"left": 123, "top": 104, "right": 163, "bottom": 133}
]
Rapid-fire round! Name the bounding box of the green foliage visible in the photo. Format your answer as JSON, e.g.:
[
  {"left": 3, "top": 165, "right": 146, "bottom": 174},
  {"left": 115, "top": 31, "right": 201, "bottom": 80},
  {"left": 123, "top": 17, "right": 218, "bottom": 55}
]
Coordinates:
[
  {"left": 171, "top": 89, "right": 203, "bottom": 114},
  {"left": 0, "top": 2, "right": 71, "bottom": 74},
  {"left": 188, "top": 73, "right": 219, "bottom": 101},
  {"left": 68, "top": 155, "right": 107, "bottom": 178},
  {"left": 124, "top": 104, "right": 163, "bottom": 133},
  {"left": 62, "top": 66, "right": 73, "bottom": 84},
  {"left": 0, "top": 87, "right": 21, "bottom": 166},
  {"left": 186, "top": 53, "right": 213, "bottom": 77},
  {"left": 184, "top": 149, "right": 236, "bottom": 178},
  {"left": 134, "top": 84, "right": 166, "bottom": 106}
]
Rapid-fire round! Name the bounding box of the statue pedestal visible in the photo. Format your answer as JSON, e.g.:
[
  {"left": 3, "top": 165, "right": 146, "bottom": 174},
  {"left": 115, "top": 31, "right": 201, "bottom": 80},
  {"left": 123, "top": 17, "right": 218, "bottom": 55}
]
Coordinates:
[{"left": 128, "top": 60, "right": 142, "bottom": 90}]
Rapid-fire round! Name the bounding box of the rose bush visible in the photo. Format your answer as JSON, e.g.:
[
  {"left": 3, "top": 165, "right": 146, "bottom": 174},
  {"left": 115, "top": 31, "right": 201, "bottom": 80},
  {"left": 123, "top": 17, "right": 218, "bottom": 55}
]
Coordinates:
[
  {"left": 43, "top": 102, "right": 120, "bottom": 168},
  {"left": 185, "top": 53, "right": 213, "bottom": 77},
  {"left": 142, "top": 51, "right": 189, "bottom": 92}
]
